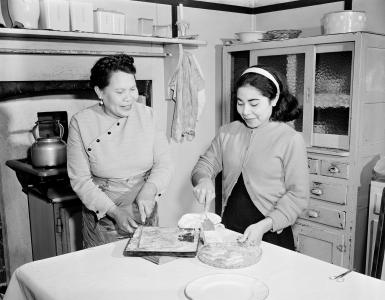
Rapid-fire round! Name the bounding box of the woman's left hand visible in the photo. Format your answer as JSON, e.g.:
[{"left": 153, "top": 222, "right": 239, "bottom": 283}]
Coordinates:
[
  {"left": 238, "top": 218, "right": 273, "bottom": 247},
  {"left": 136, "top": 182, "right": 157, "bottom": 223}
]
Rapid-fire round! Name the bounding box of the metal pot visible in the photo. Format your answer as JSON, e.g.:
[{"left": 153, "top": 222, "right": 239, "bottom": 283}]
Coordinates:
[
  {"left": 322, "top": 11, "right": 367, "bottom": 35},
  {"left": 31, "top": 120, "right": 67, "bottom": 168}
]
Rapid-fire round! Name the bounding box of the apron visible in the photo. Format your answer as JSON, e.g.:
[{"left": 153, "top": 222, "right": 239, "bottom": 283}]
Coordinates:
[
  {"left": 222, "top": 173, "right": 295, "bottom": 250},
  {"left": 82, "top": 172, "right": 158, "bottom": 248}
]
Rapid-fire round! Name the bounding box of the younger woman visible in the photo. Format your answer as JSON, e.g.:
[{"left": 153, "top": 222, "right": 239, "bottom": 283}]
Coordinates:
[{"left": 191, "top": 65, "right": 309, "bottom": 250}]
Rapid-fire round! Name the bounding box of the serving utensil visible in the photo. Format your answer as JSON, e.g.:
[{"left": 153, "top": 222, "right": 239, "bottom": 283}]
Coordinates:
[
  {"left": 329, "top": 269, "right": 352, "bottom": 282},
  {"left": 201, "top": 197, "right": 215, "bottom": 231}
]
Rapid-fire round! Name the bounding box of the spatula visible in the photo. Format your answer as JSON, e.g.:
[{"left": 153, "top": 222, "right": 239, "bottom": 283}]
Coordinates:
[{"left": 201, "top": 197, "right": 215, "bottom": 231}]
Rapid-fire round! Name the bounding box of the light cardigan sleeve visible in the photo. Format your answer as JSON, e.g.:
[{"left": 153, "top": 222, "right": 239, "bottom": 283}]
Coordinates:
[
  {"left": 145, "top": 125, "right": 174, "bottom": 195},
  {"left": 266, "top": 133, "right": 310, "bottom": 232},
  {"left": 67, "top": 117, "right": 115, "bottom": 219},
  {"left": 191, "top": 130, "right": 223, "bottom": 185}
]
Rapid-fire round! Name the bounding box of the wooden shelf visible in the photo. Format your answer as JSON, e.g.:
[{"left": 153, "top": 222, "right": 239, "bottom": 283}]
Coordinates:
[{"left": 0, "top": 28, "right": 207, "bottom": 46}]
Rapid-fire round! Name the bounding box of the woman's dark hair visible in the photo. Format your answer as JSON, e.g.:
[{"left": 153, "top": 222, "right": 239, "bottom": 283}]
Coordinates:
[
  {"left": 235, "top": 65, "right": 300, "bottom": 122},
  {"left": 90, "top": 54, "right": 136, "bottom": 89}
]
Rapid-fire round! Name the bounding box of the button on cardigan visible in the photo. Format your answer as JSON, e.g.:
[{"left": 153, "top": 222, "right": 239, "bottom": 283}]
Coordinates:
[
  {"left": 67, "top": 103, "right": 173, "bottom": 219},
  {"left": 192, "top": 121, "right": 310, "bottom": 232}
]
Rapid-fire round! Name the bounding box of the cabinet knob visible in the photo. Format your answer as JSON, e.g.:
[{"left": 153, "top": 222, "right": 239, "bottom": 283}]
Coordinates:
[
  {"left": 328, "top": 166, "right": 340, "bottom": 174},
  {"left": 336, "top": 244, "right": 346, "bottom": 253},
  {"left": 307, "top": 209, "right": 320, "bottom": 218},
  {"left": 311, "top": 188, "right": 323, "bottom": 196}
]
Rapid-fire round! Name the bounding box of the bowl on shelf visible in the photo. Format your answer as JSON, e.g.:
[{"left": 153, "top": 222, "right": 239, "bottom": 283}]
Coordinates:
[
  {"left": 264, "top": 29, "right": 302, "bottom": 40},
  {"left": 235, "top": 31, "right": 266, "bottom": 43},
  {"left": 322, "top": 11, "right": 367, "bottom": 34}
]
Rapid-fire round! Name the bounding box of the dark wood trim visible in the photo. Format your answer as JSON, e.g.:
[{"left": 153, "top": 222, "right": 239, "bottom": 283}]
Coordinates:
[
  {"left": 133, "top": 0, "right": 348, "bottom": 14},
  {"left": 133, "top": 0, "right": 252, "bottom": 14},
  {"left": 253, "top": 0, "right": 344, "bottom": 14},
  {"left": 171, "top": 5, "right": 178, "bottom": 37}
]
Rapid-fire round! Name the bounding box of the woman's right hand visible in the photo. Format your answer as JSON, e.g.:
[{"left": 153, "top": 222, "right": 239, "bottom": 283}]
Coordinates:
[
  {"left": 106, "top": 205, "right": 138, "bottom": 234},
  {"left": 193, "top": 178, "right": 215, "bottom": 210}
]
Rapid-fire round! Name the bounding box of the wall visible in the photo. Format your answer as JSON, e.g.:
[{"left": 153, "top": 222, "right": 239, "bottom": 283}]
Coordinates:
[
  {"left": 253, "top": 2, "right": 344, "bottom": 36},
  {"left": 353, "top": 0, "right": 385, "bottom": 34}
]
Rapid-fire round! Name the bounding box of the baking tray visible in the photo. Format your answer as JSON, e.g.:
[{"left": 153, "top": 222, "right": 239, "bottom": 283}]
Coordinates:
[{"left": 123, "top": 226, "right": 200, "bottom": 257}]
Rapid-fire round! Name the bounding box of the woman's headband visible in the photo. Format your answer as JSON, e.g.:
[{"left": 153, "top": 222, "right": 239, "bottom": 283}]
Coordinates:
[{"left": 241, "top": 67, "right": 280, "bottom": 103}]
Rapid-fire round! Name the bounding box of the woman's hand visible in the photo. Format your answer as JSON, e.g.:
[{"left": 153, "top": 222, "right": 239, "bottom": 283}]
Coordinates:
[
  {"left": 193, "top": 178, "right": 215, "bottom": 210},
  {"left": 107, "top": 205, "right": 138, "bottom": 234},
  {"left": 136, "top": 182, "right": 157, "bottom": 223},
  {"left": 238, "top": 218, "right": 273, "bottom": 247}
]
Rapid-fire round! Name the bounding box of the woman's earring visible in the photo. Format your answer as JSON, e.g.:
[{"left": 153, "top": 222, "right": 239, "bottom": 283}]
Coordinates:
[{"left": 99, "top": 99, "right": 104, "bottom": 106}]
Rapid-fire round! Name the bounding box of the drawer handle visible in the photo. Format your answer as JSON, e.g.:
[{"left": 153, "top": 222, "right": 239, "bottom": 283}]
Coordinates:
[
  {"left": 328, "top": 166, "right": 340, "bottom": 174},
  {"left": 311, "top": 188, "right": 323, "bottom": 196},
  {"left": 307, "top": 209, "right": 320, "bottom": 218}
]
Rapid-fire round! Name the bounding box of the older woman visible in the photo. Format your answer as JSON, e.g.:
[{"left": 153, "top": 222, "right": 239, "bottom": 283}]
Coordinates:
[{"left": 67, "top": 54, "right": 173, "bottom": 248}]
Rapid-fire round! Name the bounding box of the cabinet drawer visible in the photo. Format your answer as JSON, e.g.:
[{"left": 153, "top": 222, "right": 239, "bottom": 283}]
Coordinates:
[
  {"left": 308, "top": 158, "right": 319, "bottom": 174},
  {"left": 310, "top": 180, "right": 347, "bottom": 205},
  {"left": 320, "top": 161, "right": 349, "bottom": 179},
  {"left": 300, "top": 202, "right": 346, "bottom": 229}
]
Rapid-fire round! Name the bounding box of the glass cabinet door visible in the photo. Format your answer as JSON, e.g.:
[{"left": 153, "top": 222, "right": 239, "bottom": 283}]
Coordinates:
[
  {"left": 250, "top": 46, "right": 314, "bottom": 145},
  {"left": 224, "top": 43, "right": 353, "bottom": 151},
  {"left": 312, "top": 43, "right": 353, "bottom": 150},
  {"left": 228, "top": 51, "right": 250, "bottom": 123}
]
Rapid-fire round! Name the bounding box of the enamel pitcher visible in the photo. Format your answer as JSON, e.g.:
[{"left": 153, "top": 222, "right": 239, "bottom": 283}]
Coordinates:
[{"left": 31, "top": 120, "right": 67, "bottom": 168}]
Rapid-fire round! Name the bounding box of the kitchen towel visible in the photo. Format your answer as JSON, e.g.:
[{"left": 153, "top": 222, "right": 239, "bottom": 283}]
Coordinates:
[{"left": 168, "top": 44, "right": 206, "bottom": 142}]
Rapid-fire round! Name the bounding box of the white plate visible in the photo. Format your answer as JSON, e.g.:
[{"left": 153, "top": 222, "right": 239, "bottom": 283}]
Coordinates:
[{"left": 184, "top": 274, "right": 269, "bottom": 300}]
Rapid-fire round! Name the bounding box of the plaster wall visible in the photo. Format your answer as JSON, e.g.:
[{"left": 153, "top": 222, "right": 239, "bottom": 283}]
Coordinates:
[
  {"left": 253, "top": 2, "right": 344, "bottom": 36},
  {"left": 353, "top": 0, "right": 385, "bottom": 35}
]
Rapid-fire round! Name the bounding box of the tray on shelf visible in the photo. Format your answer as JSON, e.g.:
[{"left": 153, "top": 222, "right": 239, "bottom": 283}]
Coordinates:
[{"left": 263, "top": 29, "right": 302, "bottom": 41}]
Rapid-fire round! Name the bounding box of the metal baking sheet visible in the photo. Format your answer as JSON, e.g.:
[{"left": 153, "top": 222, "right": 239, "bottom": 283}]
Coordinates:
[{"left": 123, "top": 226, "right": 200, "bottom": 257}]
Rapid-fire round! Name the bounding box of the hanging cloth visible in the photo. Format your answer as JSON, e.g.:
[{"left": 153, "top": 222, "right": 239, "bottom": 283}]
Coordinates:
[{"left": 168, "top": 44, "right": 205, "bottom": 142}]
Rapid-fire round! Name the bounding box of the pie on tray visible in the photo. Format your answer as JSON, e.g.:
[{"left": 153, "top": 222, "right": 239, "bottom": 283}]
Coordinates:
[{"left": 197, "top": 242, "right": 262, "bottom": 269}]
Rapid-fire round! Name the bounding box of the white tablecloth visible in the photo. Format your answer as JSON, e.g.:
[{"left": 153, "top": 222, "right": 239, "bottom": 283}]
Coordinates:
[{"left": 4, "top": 232, "right": 385, "bottom": 300}]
